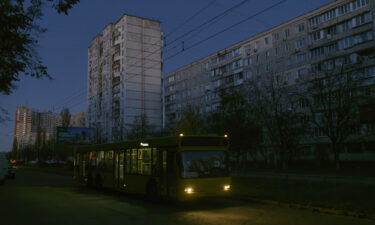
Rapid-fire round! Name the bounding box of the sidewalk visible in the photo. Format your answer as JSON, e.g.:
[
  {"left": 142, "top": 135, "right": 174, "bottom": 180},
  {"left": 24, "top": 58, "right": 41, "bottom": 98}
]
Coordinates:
[
  {"left": 232, "top": 173, "right": 375, "bottom": 220},
  {"left": 232, "top": 171, "right": 375, "bottom": 184}
]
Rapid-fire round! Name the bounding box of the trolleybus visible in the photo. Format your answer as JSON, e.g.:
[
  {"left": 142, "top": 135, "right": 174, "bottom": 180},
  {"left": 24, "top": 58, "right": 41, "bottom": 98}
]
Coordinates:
[{"left": 75, "top": 135, "right": 231, "bottom": 201}]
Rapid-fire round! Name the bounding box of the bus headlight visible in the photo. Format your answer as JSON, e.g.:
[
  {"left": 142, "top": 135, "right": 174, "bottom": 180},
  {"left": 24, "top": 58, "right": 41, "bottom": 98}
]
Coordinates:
[
  {"left": 184, "top": 187, "right": 194, "bottom": 194},
  {"left": 223, "top": 185, "right": 230, "bottom": 191}
]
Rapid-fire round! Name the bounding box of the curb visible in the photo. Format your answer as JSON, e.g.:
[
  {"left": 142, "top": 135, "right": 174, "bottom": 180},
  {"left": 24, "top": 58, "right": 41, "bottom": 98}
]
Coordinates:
[{"left": 233, "top": 196, "right": 375, "bottom": 221}]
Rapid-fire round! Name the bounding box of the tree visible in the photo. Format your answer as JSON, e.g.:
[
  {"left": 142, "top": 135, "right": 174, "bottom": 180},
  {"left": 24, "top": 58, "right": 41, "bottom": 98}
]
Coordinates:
[
  {"left": 305, "top": 58, "right": 374, "bottom": 170},
  {"left": 207, "top": 89, "right": 262, "bottom": 170},
  {"left": 247, "top": 74, "right": 308, "bottom": 169},
  {"left": 0, "top": 0, "right": 80, "bottom": 95},
  {"left": 60, "top": 107, "right": 71, "bottom": 127},
  {"left": 0, "top": 106, "right": 10, "bottom": 123},
  {"left": 175, "top": 106, "right": 206, "bottom": 135}
]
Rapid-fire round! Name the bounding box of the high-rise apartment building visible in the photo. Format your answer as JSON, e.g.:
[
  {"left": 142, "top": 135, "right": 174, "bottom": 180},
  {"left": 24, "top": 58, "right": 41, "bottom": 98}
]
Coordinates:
[
  {"left": 164, "top": 0, "right": 374, "bottom": 122},
  {"left": 70, "top": 110, "right": 87, "bottom": 127},
  {"left": 38, "top": 110, "right": 60, "bottom": 141},
  {"left": 14, "top": 107, "right": 38, "bottom": 149},
  {"left": 14, "top": 107, "right": 61, "bottom": 149},
  {"left": 87, "top": 14, "right": 162, "bottom": 142}
]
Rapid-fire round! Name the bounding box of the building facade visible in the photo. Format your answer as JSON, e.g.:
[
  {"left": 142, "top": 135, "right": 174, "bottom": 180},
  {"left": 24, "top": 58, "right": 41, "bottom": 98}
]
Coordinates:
[
  {"left": 14, "top": 107, "right": 38, "bottom": 149},
  {"left": 87, "top": 14, "right": 162, "bottom": 142},
  {"left": 70, "top": 110, "right": 87, "bottom": 127},
  {"left": 164, "top": 0, "right": 374, "bottom": 158},
  {"left": 14, "top": 107, "right": 61, "bottom": 149}
]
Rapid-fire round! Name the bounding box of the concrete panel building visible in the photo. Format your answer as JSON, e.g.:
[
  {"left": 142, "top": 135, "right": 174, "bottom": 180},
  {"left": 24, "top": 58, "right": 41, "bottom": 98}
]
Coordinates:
[
  {"left": 164, "top": 0, "right": 374, "bottom": 122},
  {"left": 87, "top": 14, "right": 162, "bottom": 142}
]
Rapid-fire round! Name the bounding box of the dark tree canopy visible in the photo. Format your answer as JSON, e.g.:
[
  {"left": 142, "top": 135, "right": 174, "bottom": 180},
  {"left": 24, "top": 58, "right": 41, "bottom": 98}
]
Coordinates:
[{"left": 0, "top": 0, "right": 80, "bottom": 95}]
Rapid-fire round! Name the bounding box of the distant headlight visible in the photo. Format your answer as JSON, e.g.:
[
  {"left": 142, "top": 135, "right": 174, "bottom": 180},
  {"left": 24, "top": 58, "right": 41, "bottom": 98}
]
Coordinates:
[
  {"left": 223, "top": 185, "right": 231, "bottom": 191},
  {"left": 184, "top": 187, "right": 194, "bottom": 194}
]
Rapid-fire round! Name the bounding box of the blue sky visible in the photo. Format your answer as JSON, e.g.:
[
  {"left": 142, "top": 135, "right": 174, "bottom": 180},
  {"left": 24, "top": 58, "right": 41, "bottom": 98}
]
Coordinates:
[{"left": 0, "top": 0, "right": 333, "bottom": 152}]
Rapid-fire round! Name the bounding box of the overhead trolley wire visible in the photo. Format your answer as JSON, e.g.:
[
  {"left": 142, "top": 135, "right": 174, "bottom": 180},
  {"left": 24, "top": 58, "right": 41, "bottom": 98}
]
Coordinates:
[
  {"left": 163, "top": 0, "right": 251, "bottom": 50},
  {"left": 165, "top": 0, "right": 287, "bottom": 61},
  {"left": 164, "top": 0, "right": 217, "bottom": 38}
]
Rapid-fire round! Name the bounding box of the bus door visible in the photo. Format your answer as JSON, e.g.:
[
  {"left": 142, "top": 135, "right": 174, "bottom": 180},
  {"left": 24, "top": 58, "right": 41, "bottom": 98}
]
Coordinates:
[
  {"left": 159, "top": 150, "right": 176, "bottom": 197},
  {"left": 158, "top": 150, "right": 167, "bottom": 196},
  {"left": 119, "top": 151, "right": 125, "bottom": 188},
  {"left": 167, "top": 151, "right": 177, "bottom": 197},
  {"left": 114, "top": 152, "right": 119, "bottom": 188}
]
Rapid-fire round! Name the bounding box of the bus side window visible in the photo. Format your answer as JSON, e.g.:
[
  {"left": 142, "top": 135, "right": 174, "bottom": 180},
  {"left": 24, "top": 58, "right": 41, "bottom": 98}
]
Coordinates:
[
  {"left": 131, "top": 149, "right": 138, "bottom": 174},
  {"left": 139, "top": 148, "right": 151, "bottom": 175},
  {"left": 151, "top": 148, "right": 159, "bottom": 177},
  {"left": 76, "top": 153, "right": 80, "bottom": 166},
  {"left": 90, "top": 151, "right": 97, "bottom": 168},
  {"left": 125, "top": 149, "right": 131, "bottom": 174}
]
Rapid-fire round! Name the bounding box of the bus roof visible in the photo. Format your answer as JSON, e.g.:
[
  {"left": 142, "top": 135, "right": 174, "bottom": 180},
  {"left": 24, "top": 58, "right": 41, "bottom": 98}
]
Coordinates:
[{"left": 76, "top": 135, "right": 228, "bottom": 153}]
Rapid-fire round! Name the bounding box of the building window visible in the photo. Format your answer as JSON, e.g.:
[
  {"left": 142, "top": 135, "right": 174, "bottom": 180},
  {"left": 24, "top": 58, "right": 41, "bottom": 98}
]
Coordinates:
[
  {"left": 255, "top": 41, "right": 259, "bottom": 49},
  {"left": 287, "top": 57, "right": 292, "bottom": 65},
  {"left": 297, "top": 68, "right": 308, "bottom": 79},
  {"left": 286, "top": 72, "right": 292, "bottom": 81},
  {"left": 298, "top": 23, "right": 305, "bottom": 32},
  {"left": 296, "top": 38, "right": 305, "bottom": 49},
  {"left": 168, "top": 75, "right": 175, "bottom": 83},
  {"left": 274, "top": 33, "right": 279, "bottom": 41},
  {"left": 245, "top": 70, "right": 253, "bottom": 79},
  {"left": 243, "top": 57, "right": 252, "bottom": 66},
  {"left": 285, "top": 43, "right": 291, "bottom": 52},
  {"left": 297, "top": 53, "right": 306, "bottom": 63},
  {"left": 284, "top": 29, "right": 290, "bottom": 38},
  {"left": 243, "top": 45, "right": 252, "bottom": 54},
  {"left": 265, "top": 37, "right": 269, "bottom": 45}
]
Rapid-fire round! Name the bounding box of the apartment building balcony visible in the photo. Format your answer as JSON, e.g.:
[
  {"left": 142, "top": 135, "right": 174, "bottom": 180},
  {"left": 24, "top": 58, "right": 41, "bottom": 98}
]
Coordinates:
[
  {"left": 112, "top": 76, "right": 120, "bottom": 85},
  {"left": 112, "top": 29, "right": 121, "bottom": 46},
  {"left": 307, "top": 23, "right": 373, "bottom": 49},
  {"left": 307, "top": 6, "right": 372, "bottom": 32},
  {"left": 113, "top": 37, "right": 121, "bottom": 46},
  {"left": 112, "top": 70, "right": 120, "bottom": 78},
  {"left": 112, "top": 51, "right": 121, "bottom": 62},
  {"left": 310, "top": 40, "right": 374, "bottom": 65}
]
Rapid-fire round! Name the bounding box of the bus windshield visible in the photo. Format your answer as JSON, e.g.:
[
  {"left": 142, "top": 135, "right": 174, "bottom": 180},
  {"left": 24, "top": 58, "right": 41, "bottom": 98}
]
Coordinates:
[{"left": 180, "top": 151, "right": 229, "bottom": 178}]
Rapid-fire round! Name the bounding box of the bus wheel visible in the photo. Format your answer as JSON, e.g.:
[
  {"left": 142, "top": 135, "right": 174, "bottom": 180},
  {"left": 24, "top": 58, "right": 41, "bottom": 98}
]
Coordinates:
[
  {"left": 147, "top": 182, "right": 159, "bottom": 202},
  {"left": 95, "top": 175, "right": 103, "bottom": 189},
  {"left": 87, "top": 174, "right": 93, "bottom": 187}
]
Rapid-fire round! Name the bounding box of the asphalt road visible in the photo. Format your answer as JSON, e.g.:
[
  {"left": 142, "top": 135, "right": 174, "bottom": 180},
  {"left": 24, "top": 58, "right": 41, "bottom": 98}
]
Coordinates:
[{"left": 0, "top": 169, "right": 373, "bottom": 225}]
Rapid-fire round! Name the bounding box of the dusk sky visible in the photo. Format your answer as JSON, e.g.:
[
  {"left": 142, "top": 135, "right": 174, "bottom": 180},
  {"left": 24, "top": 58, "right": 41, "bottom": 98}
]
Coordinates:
[{"left": 0, "top": 0, "right": 332, "bottom": 152}]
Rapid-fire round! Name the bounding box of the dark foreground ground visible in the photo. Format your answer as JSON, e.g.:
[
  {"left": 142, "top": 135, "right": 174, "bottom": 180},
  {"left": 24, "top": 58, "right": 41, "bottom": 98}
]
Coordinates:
[{"left": 0, "top": 169, "right": 374, "bottom": 225}]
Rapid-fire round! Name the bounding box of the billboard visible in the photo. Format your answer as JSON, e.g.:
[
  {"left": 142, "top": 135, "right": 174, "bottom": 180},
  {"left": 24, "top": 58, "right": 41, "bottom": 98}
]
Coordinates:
[{"left": 57, "top": 127, "right": 94, "bottom": 145}]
